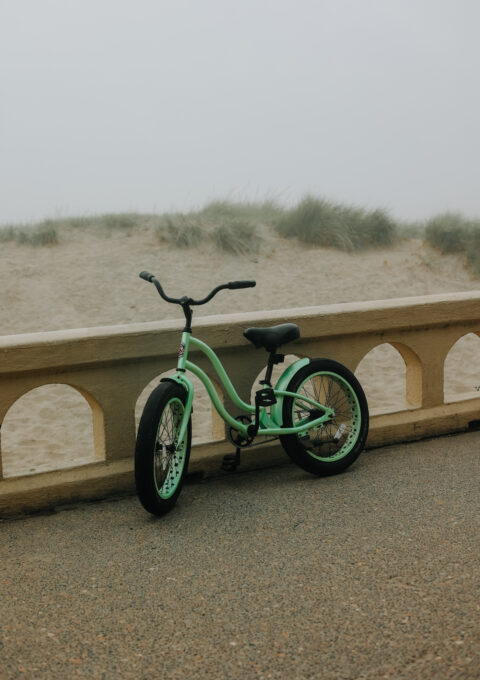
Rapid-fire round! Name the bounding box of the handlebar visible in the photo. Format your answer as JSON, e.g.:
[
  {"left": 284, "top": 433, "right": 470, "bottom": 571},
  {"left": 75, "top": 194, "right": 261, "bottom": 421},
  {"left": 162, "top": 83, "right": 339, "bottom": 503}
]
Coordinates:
[
  {"left": 139, "top": 271, "right": 256, "bottom": 306},
  {"left": 139, "top": 271, "right": 155, "bottom": 282},
  {"left": 228, "top": 280, "right": 256, "bottom": 290}
]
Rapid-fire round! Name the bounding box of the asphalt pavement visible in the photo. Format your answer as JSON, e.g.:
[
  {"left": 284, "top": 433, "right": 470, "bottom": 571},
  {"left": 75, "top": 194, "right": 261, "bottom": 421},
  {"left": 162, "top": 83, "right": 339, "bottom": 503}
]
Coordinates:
[{"left": 1, "top": 431, "right": 479, "bottom": 680}]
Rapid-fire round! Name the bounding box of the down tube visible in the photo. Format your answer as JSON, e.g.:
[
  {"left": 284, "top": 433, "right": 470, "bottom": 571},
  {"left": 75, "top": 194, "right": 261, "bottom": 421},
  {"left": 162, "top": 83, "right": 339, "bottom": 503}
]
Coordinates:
[
  {"left": 184, "top": 360, "right": 253, "bottom": 432},
  {"left": 188, "top": 336, "right": 255, "bottom": 414}
]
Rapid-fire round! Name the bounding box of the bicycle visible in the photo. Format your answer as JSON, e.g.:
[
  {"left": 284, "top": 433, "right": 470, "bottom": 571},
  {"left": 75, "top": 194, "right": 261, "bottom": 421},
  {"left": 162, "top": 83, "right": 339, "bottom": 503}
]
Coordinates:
[{"left": 135, "top": 272, "right": 369, "bottom": 516}]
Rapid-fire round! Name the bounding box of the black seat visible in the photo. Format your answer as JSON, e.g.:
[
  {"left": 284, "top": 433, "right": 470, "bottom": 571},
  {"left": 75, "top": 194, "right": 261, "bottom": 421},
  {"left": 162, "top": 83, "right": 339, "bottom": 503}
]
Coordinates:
[{"left": 243, "top": 323, "right": 300, "bottom": 352}]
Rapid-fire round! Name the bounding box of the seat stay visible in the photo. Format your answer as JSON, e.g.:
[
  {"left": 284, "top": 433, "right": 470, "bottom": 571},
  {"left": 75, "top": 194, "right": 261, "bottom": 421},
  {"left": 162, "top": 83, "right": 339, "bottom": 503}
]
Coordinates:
[
  {"left": 274, "top": 390, "right": 334, "bottom": 415},
  {"left": 256, "top": 390, "right": 333, "bottom": 435}
]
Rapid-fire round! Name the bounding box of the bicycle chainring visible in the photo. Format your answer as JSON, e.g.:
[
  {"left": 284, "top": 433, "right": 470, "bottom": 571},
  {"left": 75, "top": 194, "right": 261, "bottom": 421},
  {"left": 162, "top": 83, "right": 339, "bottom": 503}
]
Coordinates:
[{"left": 227, "top": 415, "right": 255, "bottom": 448}]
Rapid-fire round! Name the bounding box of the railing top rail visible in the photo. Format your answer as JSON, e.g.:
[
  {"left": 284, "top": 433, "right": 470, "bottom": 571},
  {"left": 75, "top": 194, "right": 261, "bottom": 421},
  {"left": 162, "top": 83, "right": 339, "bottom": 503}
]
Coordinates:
[{"left": 2, "top": 291, "right": 480, "bottom": 375}]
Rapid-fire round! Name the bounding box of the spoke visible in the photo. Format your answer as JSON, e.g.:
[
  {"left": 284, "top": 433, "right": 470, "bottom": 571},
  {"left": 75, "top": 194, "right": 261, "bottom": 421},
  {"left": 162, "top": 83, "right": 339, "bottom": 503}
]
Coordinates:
[
  {"left": 165, "top": 407, "right": 174, "bottom": 439},
  {"left": 158, "top": 418, "right": 169, "bottom": 444},
  {"left": 330, "top": 390, "right": 350, "bottom": 412},
  {"left": 303, "top": 381, "right": 317, "bottom": 403},
  {"left": 158, "top": 406, "right": 174, "bottom": 443},
  {"left": 311, "top": 375, "right": 322, "bottom": 401},
  {"left": 154, "top": 398, "right": 187, "bottom": 499},
  {"left": 292, "top": 371, "right": 361, "bottom": 462},
  {"left": 322, "top": 376, "right": 330, "bottom": 401}
]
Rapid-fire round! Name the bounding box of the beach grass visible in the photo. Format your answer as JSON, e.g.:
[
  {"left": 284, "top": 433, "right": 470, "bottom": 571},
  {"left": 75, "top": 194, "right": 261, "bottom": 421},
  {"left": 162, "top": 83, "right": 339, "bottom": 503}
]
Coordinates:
[
  {"left": 425, "top": 213, "right": 472, "bottom": 253},
  {"left": 425, "top": 212, "right": 480, "bottom": 274},
  {"left": 156, "top": 215, "right": 204, "bottom": 249},
  {"left": 212, "top": 218, "right": 261, "bottom": 255},
  {"left": 0, "top": 221, "right": 59, "bottom": 246},
  {"left": 274, "top": 196, "right": 397, "bottom": 251},
  {"left": 7, "top": 199, "right": 480, "bottom": 273},
  {"left": 155, "top": 211, "right": 261, "bottom": 254},
  {"left": 0, "top": 197, "right": 398, "bottom": 254}
]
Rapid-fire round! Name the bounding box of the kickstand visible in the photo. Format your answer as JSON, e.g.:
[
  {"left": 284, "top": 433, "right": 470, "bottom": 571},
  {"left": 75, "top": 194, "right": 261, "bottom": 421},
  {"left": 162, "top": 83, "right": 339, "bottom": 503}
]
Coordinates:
[{"left": 221, "top": 447, "right": 241, "bottom": 472}]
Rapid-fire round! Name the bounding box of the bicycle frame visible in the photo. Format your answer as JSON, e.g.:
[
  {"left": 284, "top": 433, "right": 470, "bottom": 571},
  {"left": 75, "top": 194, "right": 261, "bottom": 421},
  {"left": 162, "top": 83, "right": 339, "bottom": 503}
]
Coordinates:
[{"left": 169, "top": 331, "right": 335, "bottom": 447}]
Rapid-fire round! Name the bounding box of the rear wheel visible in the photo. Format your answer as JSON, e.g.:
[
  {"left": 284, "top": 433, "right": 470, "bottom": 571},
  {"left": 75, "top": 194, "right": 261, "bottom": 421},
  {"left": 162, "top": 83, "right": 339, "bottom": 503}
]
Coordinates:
[
  {"left": 135, "top": 382, "right": 191, "bottom": 516},
  {"left": 280, "top": 359, "right": 369, "bottom": 476}
]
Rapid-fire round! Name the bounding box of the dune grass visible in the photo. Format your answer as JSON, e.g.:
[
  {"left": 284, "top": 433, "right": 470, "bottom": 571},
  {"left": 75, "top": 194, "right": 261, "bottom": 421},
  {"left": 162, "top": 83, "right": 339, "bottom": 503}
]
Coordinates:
[
  {"left": 425, "top": 212, "right": 480, "bottom": 274},
  {"left": 425, "top": 213, "right": 472, "bottom": 253},
  {"left": 156, "top": 215, "right": 204, "bottom": 249},
  {"left": 153, "top": 196, "right": 398, "bottom": 254},
  {"left": 0, "top": 197, "right": 397, "bottom": 254},
  {"left": 153, "top": 198, "right": 283, "bottom": 254},
  {"left": 155, "top": 211, "right": 261, "bottom": 255},
  {"left": 212, "top": 219, "right": 261, "bottom": 255},
  {"left": 274, "top": 196, "right": 397, "bottom": 251},
  {"left": 11, "top": 198, "right": 480, "bottom": 272},
  {"left": 0, "top": 220, "right": 59, "bottom": 246}
]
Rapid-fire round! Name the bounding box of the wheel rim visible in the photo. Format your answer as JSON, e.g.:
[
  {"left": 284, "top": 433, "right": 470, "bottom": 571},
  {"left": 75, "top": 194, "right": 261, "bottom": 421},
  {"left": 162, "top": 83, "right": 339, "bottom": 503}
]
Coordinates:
[
  {"left": 153, "top": 397, "right": 187, "bottom": 499},
  {"left": 292, "top": 371, "right": 362, "bottom": 462}
]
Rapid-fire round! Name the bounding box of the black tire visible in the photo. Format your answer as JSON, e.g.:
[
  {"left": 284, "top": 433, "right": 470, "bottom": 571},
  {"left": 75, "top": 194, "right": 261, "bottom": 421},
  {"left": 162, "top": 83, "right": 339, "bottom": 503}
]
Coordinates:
[
  {"left": 280, "top": 358, "right": 369, "bottom": 476},
  {"left": 135, "top": 381, "right": 191, "bottom": 516}
]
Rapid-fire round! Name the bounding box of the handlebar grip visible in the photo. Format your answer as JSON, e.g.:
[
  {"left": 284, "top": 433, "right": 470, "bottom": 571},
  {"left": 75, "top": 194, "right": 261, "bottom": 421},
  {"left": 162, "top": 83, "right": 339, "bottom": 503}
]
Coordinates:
[
  {"left": 139, "top": 271, "right": 155, "bottom": 282},
  {"left": 228, "top": 280, "right": 256, "bottom": 290}
]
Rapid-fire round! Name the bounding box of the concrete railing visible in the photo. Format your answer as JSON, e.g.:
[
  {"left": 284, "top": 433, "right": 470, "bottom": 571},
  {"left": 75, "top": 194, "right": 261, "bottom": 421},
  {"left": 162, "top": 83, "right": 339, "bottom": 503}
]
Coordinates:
[{"left": 2, "top": 291, "right": 480, "bottom": 515}]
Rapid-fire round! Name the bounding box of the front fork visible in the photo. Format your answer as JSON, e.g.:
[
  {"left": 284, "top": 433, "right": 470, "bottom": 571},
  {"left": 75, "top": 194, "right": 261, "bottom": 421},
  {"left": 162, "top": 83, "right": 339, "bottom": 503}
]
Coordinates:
[{"left": 161, "top": 373, "right": 194, "bottom": 449}]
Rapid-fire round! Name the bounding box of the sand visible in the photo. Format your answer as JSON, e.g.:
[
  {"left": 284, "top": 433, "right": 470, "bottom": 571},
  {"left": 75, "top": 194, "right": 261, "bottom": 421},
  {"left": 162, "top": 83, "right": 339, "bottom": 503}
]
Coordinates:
[{"left": 2, "top": 224, "right": 480, "bottom": 477}]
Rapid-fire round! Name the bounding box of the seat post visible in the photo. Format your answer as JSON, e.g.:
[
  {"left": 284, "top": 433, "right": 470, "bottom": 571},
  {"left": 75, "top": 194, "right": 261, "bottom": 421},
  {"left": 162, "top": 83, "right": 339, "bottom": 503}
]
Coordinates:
[{"left": 261, "top": 351, "right": 284, "bottom": 386}]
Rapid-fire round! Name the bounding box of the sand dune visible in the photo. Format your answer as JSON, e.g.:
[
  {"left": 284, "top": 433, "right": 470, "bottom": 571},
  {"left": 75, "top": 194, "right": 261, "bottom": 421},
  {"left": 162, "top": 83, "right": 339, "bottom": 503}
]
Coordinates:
[{"left": 2, "top": 226, "right": 480, "bottom": 477}]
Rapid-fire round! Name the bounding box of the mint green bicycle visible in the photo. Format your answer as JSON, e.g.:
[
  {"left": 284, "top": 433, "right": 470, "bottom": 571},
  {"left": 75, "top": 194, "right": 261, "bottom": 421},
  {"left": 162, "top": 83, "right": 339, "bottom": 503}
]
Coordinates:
[{"left": 135, "top": 272, "right": 369, "bottom": 516}]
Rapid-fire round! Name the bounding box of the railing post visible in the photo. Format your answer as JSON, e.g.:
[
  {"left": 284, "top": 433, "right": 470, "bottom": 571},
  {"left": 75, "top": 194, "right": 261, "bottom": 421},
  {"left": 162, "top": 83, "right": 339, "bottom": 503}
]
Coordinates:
[
  {"left": 83, "top": 367, "right": 139, "bottom": 463},
  {"left": 390, "top": 342, "right": 423, "bottom": 409},
  {"left": 103, "top": 401, "right": 137, "bottom": 461},
  {"left": 0, "top": 400, "right": 9, "bottom": 481},
  {"left": 421, "top": 355, "right": 445, "bottom": 408}
]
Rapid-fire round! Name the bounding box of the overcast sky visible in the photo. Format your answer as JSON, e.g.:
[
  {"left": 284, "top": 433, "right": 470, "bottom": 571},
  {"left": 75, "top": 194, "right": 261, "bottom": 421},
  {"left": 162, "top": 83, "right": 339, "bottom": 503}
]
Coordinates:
[{"left": 1, "top": 0, "right": 479, "bottom": 225}]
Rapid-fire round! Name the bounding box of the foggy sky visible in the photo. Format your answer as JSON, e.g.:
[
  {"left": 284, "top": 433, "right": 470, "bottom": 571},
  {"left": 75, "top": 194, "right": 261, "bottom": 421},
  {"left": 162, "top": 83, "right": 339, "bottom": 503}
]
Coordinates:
[{"left": 1, "top": 0, "right": 479, "bottom": 225}]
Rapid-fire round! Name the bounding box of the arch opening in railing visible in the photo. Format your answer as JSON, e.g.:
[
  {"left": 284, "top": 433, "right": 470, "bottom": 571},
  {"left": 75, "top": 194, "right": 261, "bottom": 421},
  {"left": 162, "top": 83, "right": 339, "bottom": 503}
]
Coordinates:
[
  {"left": 355, "top": 343, "right": 411, "bottom": 415},
  {"left": 1, "top": 384, "right": 101, "bottom": 478},
  {"left": 444, "top": 332, "right": 480, "bottom": 403}
]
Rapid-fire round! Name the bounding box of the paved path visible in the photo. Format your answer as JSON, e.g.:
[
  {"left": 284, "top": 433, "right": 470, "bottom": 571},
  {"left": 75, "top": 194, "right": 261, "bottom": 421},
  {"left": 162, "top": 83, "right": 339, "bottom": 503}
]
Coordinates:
[{"left": 1, "top": 432, "right": 479, "bottom": 680}]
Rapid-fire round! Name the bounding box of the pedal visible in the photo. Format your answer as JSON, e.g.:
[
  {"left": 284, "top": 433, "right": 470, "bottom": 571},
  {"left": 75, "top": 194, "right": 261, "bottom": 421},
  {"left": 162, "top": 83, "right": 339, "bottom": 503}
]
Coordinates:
[{"left": 255, "top": 387, "right": 277, "bottom": 407}]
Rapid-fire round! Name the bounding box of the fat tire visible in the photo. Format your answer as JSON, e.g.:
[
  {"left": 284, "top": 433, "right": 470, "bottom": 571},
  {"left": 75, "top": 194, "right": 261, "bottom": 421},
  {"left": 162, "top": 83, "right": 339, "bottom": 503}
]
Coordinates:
[
  {"left": 280, "top": 358, "right": 369, "bottom": 476},
  {"left": 135, "top": 381, "right": 191, "bottom": 516}
]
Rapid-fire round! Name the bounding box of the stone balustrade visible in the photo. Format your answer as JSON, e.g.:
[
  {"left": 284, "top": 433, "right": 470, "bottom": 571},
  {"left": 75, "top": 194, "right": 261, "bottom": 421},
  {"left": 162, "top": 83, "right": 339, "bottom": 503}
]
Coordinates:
[{"left": 2, "top": 291, "right": 480, "bottom": 515}]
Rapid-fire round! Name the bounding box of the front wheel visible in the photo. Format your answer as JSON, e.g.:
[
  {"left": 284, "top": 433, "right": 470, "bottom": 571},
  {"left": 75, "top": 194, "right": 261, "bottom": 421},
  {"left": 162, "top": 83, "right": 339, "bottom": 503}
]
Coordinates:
[
  {"left": 280, "top": 359, "right": 369, "bottom": 476},
  {"left": 135, "top": 381, "right": 191, "bottom": 516}
]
